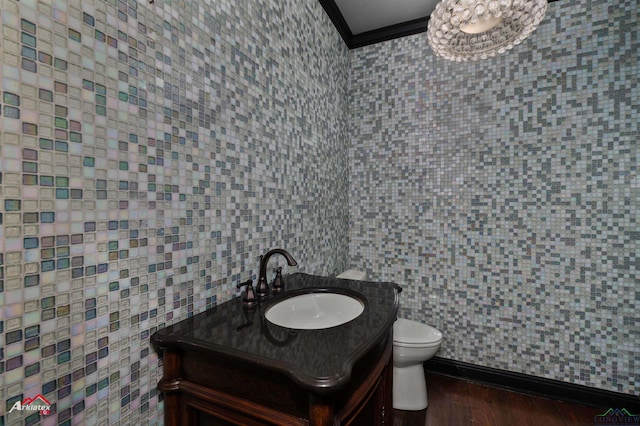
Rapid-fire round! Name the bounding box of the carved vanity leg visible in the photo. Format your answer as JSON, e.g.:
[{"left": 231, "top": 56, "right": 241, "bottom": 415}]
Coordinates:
[
  {"left": 158, "top": 350, "right": 183, "bottom": 426},
  {"left": 309, "top": 393, "right": 336, "bottom": 426}
]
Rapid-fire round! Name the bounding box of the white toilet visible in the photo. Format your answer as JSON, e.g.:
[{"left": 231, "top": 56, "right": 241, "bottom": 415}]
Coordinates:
[{"left": 336, "top": 270, "right": 443, "bottom": 411}]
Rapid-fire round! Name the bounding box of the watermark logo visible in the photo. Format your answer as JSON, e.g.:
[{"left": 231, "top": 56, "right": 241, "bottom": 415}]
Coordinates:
[
  {"left": 8, "top": 394, "right": 52, "bottom": 416},
  {"left": 594, "top": 408, "right": 640, "bottom": 425}
]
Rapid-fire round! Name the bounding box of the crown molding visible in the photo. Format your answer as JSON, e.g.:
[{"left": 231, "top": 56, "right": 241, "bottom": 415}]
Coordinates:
[{"left": 319, "top": 0, "right": 562, "bottom": 49}]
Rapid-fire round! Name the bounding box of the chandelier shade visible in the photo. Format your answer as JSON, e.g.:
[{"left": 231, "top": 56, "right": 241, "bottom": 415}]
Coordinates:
[{"left": 427, "top": 0, "right": 548, "bottom": 61}]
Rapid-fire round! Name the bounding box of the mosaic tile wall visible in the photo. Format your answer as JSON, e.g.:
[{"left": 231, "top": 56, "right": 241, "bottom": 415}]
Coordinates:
[
  {"left": 348, "top": 0, "right": 639, "bottom": 395},
  {"left": 0, "top": 0, "right": 350, "bottom": 423}
]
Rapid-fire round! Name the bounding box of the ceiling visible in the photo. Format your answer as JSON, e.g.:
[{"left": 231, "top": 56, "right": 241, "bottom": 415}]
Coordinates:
[
  {"left": 318, "top": 0, "right": 437, "bottom": 48},
  {"left": 334, "top": 0, "right": 438, "bottom": 35},
  {"left": 319, "top": 0, "right": 559, "bottom": 49}
]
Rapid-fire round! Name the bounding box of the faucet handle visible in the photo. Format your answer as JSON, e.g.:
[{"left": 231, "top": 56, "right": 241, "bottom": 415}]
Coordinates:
[
  {"left": 237, "top": 279, "right": 257, "bottom": 308},
  {"left": 272, "top": 267, "right": 284, "bottom": 293}
]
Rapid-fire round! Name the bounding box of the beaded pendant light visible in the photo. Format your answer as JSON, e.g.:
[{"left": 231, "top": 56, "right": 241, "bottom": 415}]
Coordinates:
[{"left": 427, "top": 0, "right": 547, "bottom": 61}]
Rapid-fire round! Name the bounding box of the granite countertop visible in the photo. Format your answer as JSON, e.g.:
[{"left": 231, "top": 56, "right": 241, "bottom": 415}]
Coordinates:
[{"left": 151, "top": 272, "right": 400, "bottom": 393}]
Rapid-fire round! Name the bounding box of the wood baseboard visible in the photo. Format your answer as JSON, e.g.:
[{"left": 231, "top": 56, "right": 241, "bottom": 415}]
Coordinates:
[{"left": 424, "top": 357, "right": 640, "bottom": 411}]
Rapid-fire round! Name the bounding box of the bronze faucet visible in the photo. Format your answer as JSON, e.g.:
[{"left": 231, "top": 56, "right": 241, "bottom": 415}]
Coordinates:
[{"left": 256, "top": 249, "right": 298, "bottom": 299}]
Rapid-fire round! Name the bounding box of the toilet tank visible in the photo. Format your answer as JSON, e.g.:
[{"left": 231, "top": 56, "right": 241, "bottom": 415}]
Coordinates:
[{"left": 336, "top": 270, "right": 367, "bottom": 281}]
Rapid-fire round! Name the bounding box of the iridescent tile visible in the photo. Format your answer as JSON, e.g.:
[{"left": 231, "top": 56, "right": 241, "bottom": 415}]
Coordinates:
[
  {"left": 72, "top": 368, "right": 84, "bottom": 382},
  {"left": 6, "top": 355, "right": 23, "bottom": 371},
  {"left": 95, "top": 84, "right": 106, "bottom": 95},
  {"left": 24, "top": 274, "right": 39, "bottom": 286},
  {"left": 70, "top": 234, "right": 83, "bottom": 244},
  {"left": 38, "top": 51, "right": 52, "bottom": 65},
  {"left": 3, "top": 92, "right": 20, "bottom": 106},
  {"left": 95, "top": 29, "right": 106, "bottom": 42},
  {"left": 38, "top": 89, "right": 53, "bottom": 102},
  {"left": 3, "top": 106, "right": 20, "bottom": 119},
  {"left": 21, "top": 19, "right": 36, "bottom": 34},
  {"left": 5, "top": 200, "right": 21, "bottom": 211},
  {"left": 40, "top": 212, "right": 55, "bottom": 223},
  {"left": 24, "top": 362, "right": 40, "bottom": 376},
  {"left": 55, "top": 117, "right": 68, "bottom": 129},
  {"left": 40, "top": 175, "right": 54, "bottom": 186},
  {"left": 22, "top": 148, "right": 38, "bottom": 160},
  {"left": 41, "top": 248, "right": 55, "bottom": 259},
  {"left": 22, "top": 122, "right": 38, "bottom": 135},
  {"left": 83, "top": 12, "right": 95, "bottom": 26},
  {"left": 22, "top": 58, "right": 37, "bottom": 72},
  {"left": 21, "top": 32, "right": 37, "bottom": 47},
  {"left": 6, "top": 330, "right": 23, "bottom": 344},
  {"left": 22, "top": 161, "right": 38, "bottom": 173},
  {"left": 39, "top": 138, "right": 53, "bottom": 150},
  {"left": 41, "top": 345, "right": 56, "bottom": 358},
  {"left": 41, "top": 236, "right": 55, "bottom": 247},
  {"left": 69, "top": 120, "right": 81, "bottom": 131},
  {"left": 24, "top": 338, "right": 40, "bottom": 353},
  {"left": 56, "top": 188, "right": 69, "bottom": 199},
  {"left": 68, "top": 28, "right": 81, "bottom": 42},
  {"left": 54, "top": 81, "right": 67, "bottom": 93},
  {"left": 55, "top": 176, "right": 69, "bottom": 187},
  {"left": 57, "top": 305, "right": 70, "bottom": 316},
  {"left": 23, "top": 212, "right": 39, "bottom": 223},
  {"left": 41, "top": 296, "right": 55, "bottom": 309},
  {"left": 97, "top": 377, "right": 108, "bottom": 390},
  {"left": 54, "top": 129, "right": 68, "bottom": 140},
  {"left": 58, "top": 385, "right": 71, "bottom": 399},
  {"left": 57, "top": 243, "right": 70, "bottom": 254},
  {"left": 82, "top": 79, "right": 94, "bottom": 91},
  {"left": 41, "top": 260, "right": 55, "bottom": 272},
  {"left": 55, "top": 140, "right": 68, "bottom": 152},
  {"left": 57, "top": 340, "right": 70, "bottom": 352},
  {"left": 54, "top": 58, "right": 68, "bottom": 70},
  {"left": 96, "top": 105, "right": 106, "bottom": 116},
  {"left": 21, "top": 46, "right": 37, "bottom": 60},
  {"left": 83, "top": 157, "right": 95, "bottom": 167},
  {"left": 69, "top": 132, "right": 81, "bottom": 143},
  {"left": 57, "top": 351, "right": 71, "bottom": 364}
]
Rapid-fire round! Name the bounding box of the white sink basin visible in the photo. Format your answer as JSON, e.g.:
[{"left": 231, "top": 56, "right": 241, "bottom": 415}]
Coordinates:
[{"left": 265, "top": 292, "right": 365, "bottom": 330}]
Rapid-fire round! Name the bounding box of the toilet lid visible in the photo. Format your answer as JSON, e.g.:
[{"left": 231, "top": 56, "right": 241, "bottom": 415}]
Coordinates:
[{"left": 393, "top": 318, "right": 442, "bottom": 344}]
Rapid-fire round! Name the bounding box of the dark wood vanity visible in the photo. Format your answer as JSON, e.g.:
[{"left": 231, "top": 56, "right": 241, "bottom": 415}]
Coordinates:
[{"left": 151, "top": 273, "right": 400, "bottom": 425}]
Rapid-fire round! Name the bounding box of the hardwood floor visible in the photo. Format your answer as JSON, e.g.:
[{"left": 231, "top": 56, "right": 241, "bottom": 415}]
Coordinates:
[{"left": 393, "top": 372, "right": 603, "bottom": 426}]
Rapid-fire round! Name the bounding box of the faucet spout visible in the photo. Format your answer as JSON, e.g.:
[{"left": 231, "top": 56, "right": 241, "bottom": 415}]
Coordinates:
[{"left": 256, "top": 249, "right": 298, "bottom": 299}]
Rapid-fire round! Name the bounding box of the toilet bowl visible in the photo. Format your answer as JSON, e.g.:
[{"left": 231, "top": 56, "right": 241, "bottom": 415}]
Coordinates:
[
  {"left": 392, "top": 319, "right": 442, "bottom": 410},
  {"left": 336, "top": 270, "right": 443, "bottom": 411}
]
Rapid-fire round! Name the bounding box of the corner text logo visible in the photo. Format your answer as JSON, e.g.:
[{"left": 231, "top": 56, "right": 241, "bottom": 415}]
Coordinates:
[
  {"left": 8, "top": 394, "right": 52, "bottom": 416},
  {"left": 594, "top": 408, "right": 640, "bottom": 425}
]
